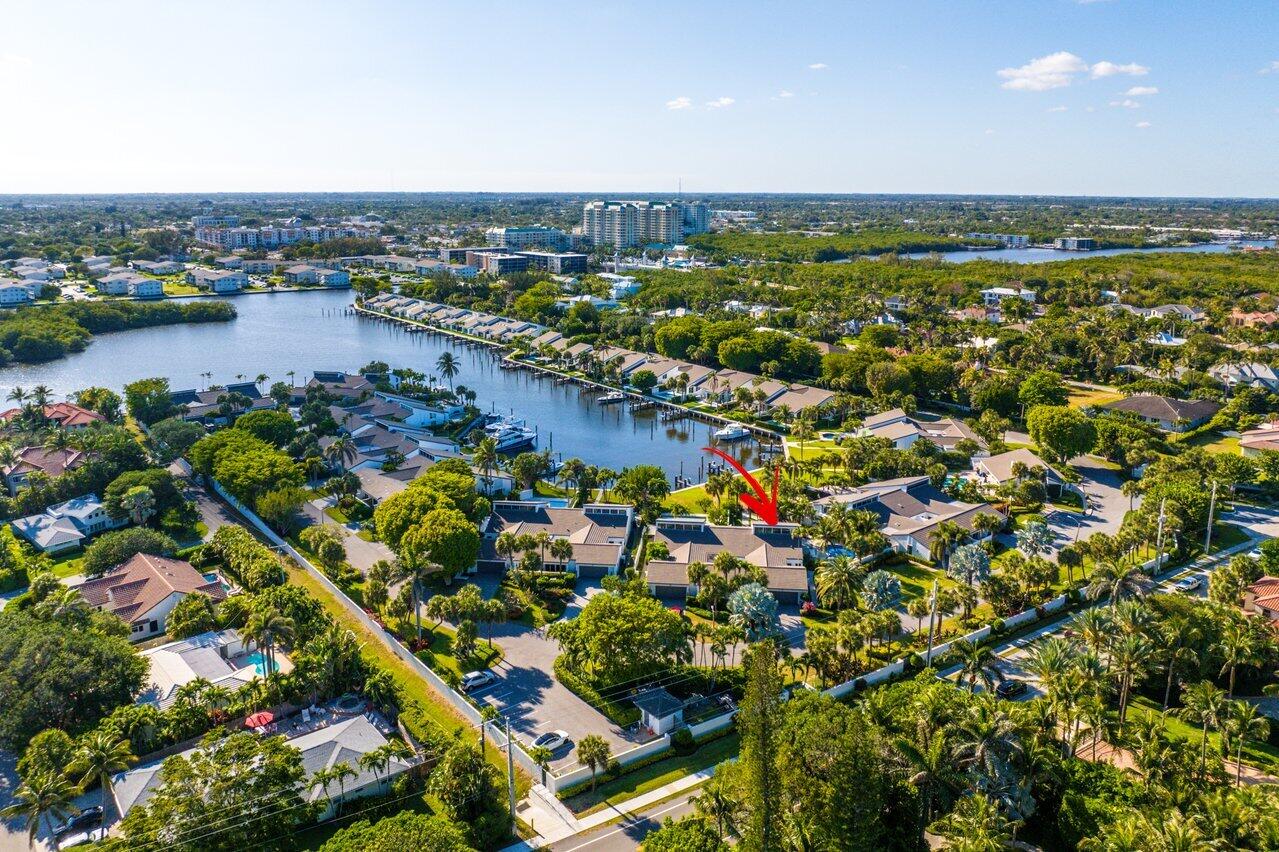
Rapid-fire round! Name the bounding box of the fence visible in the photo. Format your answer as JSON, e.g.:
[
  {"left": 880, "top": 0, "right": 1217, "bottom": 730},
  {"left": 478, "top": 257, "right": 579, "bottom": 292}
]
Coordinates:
[{"left": 206, "top": 477, "right": 547, "bottom": 783}]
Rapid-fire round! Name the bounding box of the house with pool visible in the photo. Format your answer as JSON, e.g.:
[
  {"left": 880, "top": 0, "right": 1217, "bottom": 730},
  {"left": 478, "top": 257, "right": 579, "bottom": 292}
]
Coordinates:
[{"left": 137, "top": 629, "right": 290, "bottom": 709}]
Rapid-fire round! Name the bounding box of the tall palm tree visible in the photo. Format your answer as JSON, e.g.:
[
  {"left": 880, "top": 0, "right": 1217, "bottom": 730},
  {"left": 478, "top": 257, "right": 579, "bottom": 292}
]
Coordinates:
[
  {"left": 1160, "top": 616, "right": 1202, "bottom": 710},
  {"left": 694, "top": 768, "right": 740, "bottom": 841},
  {"left": 894, "top": 731, "right": 958, "bottom": 849},
  {"left": 1223, "top": 700, "right": 1269, "bottom": 787},
  {"left": 929, "top": 521, "right": 968, "bottom": 570},
  {"left": 6, "top": 386, "right": 26, "bottom": 405},
  {"left": 1110, "top": 632, "right": 1153, "bottom": 731},
  {"left": 331, "top": 761, "right": 357, "bottom": 808},
  {"left": 494, "top": 531, "right": 519, "bottom": 570},
  {"left": 0, "top": 772, "right": 78, "bottom": 848},
  {"left": 245, "top": 608, "right": 295, "bottom": 676},
  {"left": 1215, "top": 619, "right": 1262, "bottom": 699},
  {"left": 67, "top": 730, "right": 135, "bottom": 816},
  {"left": 472, "top": 436, "right": 499, "bottom": 493},
  {"left": 436, "top": 352, "right": 461, "bottom": 390},
  {"left": 323, "top": 435, "right": 359, "bottom": 471},
  {"left": 1179, "top": 680, "right": 1229, "bottom": 782}
]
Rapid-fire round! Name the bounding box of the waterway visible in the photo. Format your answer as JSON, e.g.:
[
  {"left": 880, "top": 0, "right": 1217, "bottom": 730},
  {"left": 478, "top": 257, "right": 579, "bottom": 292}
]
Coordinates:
[
  {"left": 0, "top": 289, "right": 763, "bottom": 483},
  {"left": 870, "top": 240, "right": 1275, "bottom": 264}
]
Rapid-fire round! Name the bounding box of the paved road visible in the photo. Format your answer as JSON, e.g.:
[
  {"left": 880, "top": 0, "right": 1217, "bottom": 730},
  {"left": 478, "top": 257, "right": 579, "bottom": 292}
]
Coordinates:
[
  {"left": 300, "top": 498, "right": 394, "bottom": 574},
  {"left": 169, "top": 462, "right": 238, "bottom": 536},
  {"left": 544, "top": 792, "right": 702, "bottom": 852}
]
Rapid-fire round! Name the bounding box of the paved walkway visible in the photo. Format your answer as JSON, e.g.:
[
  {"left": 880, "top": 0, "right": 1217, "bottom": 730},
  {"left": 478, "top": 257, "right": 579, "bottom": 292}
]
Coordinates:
[{"left": 508, "top": 762, "right": 719, "bottom": 849}]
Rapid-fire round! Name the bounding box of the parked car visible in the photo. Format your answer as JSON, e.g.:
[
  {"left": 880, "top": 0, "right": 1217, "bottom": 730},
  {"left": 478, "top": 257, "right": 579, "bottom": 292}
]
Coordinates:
[
  {"left": 532, "top": 730, "right": 569, "bottom": 750},
  {"left": 54, "top": 807, "right": 103, "bottom": 837},
  {"left": 461, "top": 670, "right": 495, "bottom": 691},
  {"left": 1248, "top": 548, "right": 1264, "bottom": 560},
  {"left": 1173, "top": 575, "right": 1204, "bottom": 593},
  {"left": 58, "top": 828, "right": 106, "bottom": 850},
  {"left": 995, "top": 679, "right": 1028, "bottom": 700}
]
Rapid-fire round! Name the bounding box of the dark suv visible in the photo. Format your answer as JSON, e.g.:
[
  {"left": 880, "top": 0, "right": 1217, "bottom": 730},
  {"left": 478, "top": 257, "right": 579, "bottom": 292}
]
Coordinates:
[{"left": 995, "top": 679, "right": 1028, "bottom": 700}]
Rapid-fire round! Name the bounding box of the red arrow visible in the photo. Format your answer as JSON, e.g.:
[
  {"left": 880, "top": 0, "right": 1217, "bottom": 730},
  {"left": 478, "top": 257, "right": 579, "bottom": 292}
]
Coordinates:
[{"left": 702, "top": 446, "right": 781, "bottom": 525}]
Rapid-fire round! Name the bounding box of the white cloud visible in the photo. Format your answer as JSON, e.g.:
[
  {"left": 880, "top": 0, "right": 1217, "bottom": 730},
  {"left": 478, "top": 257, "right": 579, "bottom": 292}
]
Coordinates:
[
  {"left": 997, "top": 51, "right": 1089, "bottom": 91},
  {"left": 1109, "top": 98, "right": 1141, "bottom": 109},
  {"left": 665, "top": 96, "right": 692, "bottom": 110},
  {"left": 1260, "top": 61, "right": 1279, "bottom": 75},
  {"left": 1135, "top": 120, "right": 1152, "bottom": 128},
  {"left": 1091, "top": 60, "right": 1149, "bottom": 78},
  {"left": 776, "top": 89, "right": 794, "bottom": 99},
  {"left": 1047, "top": 105, "right": 1069, "bottom": 112},
  {"left": 1125, "top": 86, "right": 1158, "bottom": 96},
  {"left": 808, "top": 62, "right": 828, "bottom": 70},
  {"left": 705, "top": 96, "right": 735, "bottom": 109}
]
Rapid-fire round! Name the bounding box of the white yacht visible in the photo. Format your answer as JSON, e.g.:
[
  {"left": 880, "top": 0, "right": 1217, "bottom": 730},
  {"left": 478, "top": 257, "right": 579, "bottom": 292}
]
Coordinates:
[
  {"left": 713, "top": 423, "right": 751, "bottom": 441},
  {"left": 597, "top": 391, "right": 627, "bottom": 404}
]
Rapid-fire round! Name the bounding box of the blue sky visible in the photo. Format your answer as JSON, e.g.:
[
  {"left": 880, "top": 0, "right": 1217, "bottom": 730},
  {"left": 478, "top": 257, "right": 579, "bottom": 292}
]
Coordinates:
[{"left": 2, "top": 0, "right": 1277, "bottom": 196}]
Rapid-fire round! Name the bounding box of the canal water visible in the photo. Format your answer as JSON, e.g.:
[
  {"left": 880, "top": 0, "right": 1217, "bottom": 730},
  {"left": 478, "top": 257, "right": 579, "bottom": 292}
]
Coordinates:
[{"left": 0, "top": 289, "right": 762, "bottom": 483}]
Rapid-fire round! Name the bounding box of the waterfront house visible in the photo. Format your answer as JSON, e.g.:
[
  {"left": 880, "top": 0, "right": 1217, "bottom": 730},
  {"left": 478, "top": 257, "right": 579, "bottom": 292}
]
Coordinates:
[
  {"left": 812, "top": 476, "right": 1003, "bottom": 564},
  {"left": 645, "top": 517, "right": 809, "bottom": 603},
  {"left": 74, "top": 553, "right": 227, "bottom": 641},
  {"left": 1100, "top": 394, "right": 1220, "bottom": 432},
  {"left": 300, "top": 371, "right": 374, "bottom": 404},
  {"left": 186, "top": 267, "right": 248, "bottom": 292},
  {"left": 766, "top": 385, "right": 836, "bottom": 417},
  {"left": 3, "top": 445, "right": 88, "bottom": 494},
  {"left": 171, "top": 383, "right": 275, "bottom": 424},
  {"left": 95, "top": 272, "right": 136, "bottom": 295},
  {"left": 530, "top": 329, "right": 564, "bottom": 351},
  {"left": 696, "top": 370, "right": 787, "bottom": 407},
  {"left": 478, "top": 501, "right": 634, "bottom": 577},
  {"left": 283, "top": 264, "right": 322, "bottom": 284}
]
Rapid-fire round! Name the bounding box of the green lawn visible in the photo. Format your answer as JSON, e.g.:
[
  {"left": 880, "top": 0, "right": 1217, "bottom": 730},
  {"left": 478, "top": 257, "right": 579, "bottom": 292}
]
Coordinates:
[
  {"left": 49, "top": 551, "right": 85, "bottom": 578},
  {"left": 162, "top": 281, "right": 202, "bottom": 296},
  {"left": 1067, "top": 388, "right": 1124, "bottom": 409},
  {"left": 562, "top": 732, "right": 740, "bottom": 815},
  {"left": 1182, "top": 432, "right": 1241, "bottom": 455},
  {"left": 1128, "top": 695, "right": 1279, "bottom": 774},
  {"left": 666, "top": 470, "right": 765, "bottom": 514},
  {"left": 414, "top": 622, "right": 503, "bottom": 677},
  {"left": 883, "top": 557, "right": 960, "bottom": 605}
]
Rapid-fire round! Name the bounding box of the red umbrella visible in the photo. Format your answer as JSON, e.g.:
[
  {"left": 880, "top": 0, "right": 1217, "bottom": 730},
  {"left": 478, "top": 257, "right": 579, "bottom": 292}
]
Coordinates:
[{"left": 245, "top": 711, "right": 274, "bottom": 728}]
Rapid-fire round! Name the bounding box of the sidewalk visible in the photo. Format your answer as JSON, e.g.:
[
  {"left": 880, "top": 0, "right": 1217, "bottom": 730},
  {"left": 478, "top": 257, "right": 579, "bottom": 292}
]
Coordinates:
[{"left": 508, "top": 762, "right": 719, "bottom": 849}]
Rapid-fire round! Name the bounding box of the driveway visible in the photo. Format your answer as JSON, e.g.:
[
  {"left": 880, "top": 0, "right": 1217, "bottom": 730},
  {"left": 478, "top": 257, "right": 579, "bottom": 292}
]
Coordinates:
[
  {"left": 447, "top": 579, "right": 631, "bottom": 773},
  {"left": 300, "top": 498, "right": 394, "bottom": 574},
  {"left": 169, "top": 462, "right": 238, "bottom": 538}
]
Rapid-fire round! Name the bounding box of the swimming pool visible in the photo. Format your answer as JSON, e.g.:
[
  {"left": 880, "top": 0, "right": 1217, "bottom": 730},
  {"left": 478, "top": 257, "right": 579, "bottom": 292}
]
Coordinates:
[{"left": 241, "top": 651, "right": 272, "bottom": 677}]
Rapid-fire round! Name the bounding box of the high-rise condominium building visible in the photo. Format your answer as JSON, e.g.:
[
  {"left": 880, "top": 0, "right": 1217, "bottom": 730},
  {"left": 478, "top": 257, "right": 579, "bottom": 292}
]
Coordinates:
[
  {"left": 580, "top": 200, "right": 710, "bottom": 248},
  {"left": 485, "top": 226, "right": 570, "bottom": 251}
]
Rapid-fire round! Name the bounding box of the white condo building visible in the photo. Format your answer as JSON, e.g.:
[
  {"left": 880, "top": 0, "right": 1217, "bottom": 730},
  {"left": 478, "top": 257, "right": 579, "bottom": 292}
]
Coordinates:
[{"left": 581, "top": 200, "right": 710, "bottom": 248}]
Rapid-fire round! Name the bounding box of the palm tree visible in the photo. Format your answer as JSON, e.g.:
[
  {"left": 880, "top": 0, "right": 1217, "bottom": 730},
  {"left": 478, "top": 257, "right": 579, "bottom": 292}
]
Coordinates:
[
  {"left": 951, "top": 639, "right": 1001, "bottom": 693},
  {"left": 577, "top": 734, "right": 611, "bottom": 792},
  {"left": 472, "top": 436, "right": 499, "bottom": 493},
  {"left": 1179, "top": 680, "right": 1229, "bottom": 782},
  {"left": 436, "top": 352, "right": 461, "bottom": 389},
  {"left": 331, "top": 761, "right": 357, "bottom": 807},
  {"left": 67, "top": 730, "right": 135, "bottom": 816},
  {"left": 549, "top": 537, "right": 574, "bottom": 569},
  {"left": 1160, "top": 616, "right": 1202, "bottom": 710},
  {"left": 6, "top": 386, "right": 26, "bottom": 405},
  {"left": 256, "top": 373, "right": 269, "bottom": 391},
  {"left": 244, "top": 608, "right": 295, "bottom": 676},
  {"left": 1, "top": 772, "right": 78, "bottom": 848},
  {"left": 1215, "top": 618, "right": 1262, "bottom": 699},
  {"left": 31, "top": 385, "right": 52, "bottom": 408},
  {"left": 1085, "top": 561, "right": 1146, "bottom": 608},
  {"left": 359, "top": 749, "right": 390, "bottom": 793},
  {"left": 1223, "top": 700, "right": 1269, "bottom": 787},
  {"left": 815, "top": 556, "right": 864, "bottom": 611},
  {"left": 495, "top": 531, "right": 519, "bottom": 570},
  {"left": 693, "top": 768, "right": 739, "bottom": 841},
  {"left": 934, "top": 793, "right": 1017, "bottom": 851},
  {"left": 1121, "top": 479, "right": 1141, "bottom": 512},
  {"left": 894, "top": 731, "right": 958, "bottom": 848},
  {"left": 1110, "top": 632, "right": 1152, "bottom": 731},
  {"left": 929, "top": 521, "right": 968, "bottom": 570},
  {"left": 323, "top": 435, "right": 359, "bottom": 471}
]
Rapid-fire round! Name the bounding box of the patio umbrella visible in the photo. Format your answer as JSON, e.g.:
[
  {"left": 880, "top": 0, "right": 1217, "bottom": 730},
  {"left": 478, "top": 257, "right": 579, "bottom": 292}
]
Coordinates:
[{"left": 245, "top": 711, "right": 274, "bottom": 728}]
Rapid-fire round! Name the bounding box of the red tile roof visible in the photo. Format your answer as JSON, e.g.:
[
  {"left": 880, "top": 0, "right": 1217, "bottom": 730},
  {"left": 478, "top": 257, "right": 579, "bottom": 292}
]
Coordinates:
[{"left": 78, "top": 553, "right": 226, "bottom": 624}]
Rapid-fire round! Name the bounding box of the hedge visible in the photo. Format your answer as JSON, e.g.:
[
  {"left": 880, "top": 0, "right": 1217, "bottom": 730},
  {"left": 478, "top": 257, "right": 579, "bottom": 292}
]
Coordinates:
[{"left": 552, "top": 656, "right": 641, "bottom": 727}]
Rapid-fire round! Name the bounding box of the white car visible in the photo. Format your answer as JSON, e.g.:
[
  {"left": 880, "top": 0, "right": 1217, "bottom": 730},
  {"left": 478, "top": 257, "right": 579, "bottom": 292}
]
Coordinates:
[
  {"left": 1248, "top": 548, "right": 1264, "bottom": 561},
  {"left": 1172, "top": 575, "right": 1204, "bottom": 593},
  {"left": 532, "top": 730, "right": 569, "bottom": 750},
  {"left": 460, "top": 670, "right": 495, "bottom": 692}
]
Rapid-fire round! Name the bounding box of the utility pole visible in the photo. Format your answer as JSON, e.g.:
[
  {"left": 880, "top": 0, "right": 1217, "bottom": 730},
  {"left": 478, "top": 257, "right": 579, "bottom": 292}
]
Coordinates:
[
  {"left": 505, "top": 717, "right": 517, "bottom": 837},
  {"left": 1204, "top": 481, "right": 1218, "bottom": 554},
  {"left": 1154, "top": 498, "right": 1166, "bottom": 571},
  {"left": 924, "top": 579, "right": 940, "bottom": 667}
]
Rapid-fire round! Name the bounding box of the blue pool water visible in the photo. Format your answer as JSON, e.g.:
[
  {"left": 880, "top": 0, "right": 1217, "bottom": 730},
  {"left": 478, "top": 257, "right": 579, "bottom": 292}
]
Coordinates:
[{"left": 242, "top": 651, "right": 272, "bottom": 677}]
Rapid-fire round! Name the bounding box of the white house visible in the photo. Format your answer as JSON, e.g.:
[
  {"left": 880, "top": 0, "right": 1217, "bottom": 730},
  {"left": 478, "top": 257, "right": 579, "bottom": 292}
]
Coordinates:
[
  {"left": 74, "top": 553, "right": 227, "bottom": 641},
  {"left": 186, "top": 268, "right": 248, "bottom": 292},
  {"left": 980, "top": 286, "right": 1036, "bottom": 307},
  {"left": 10, "top": 493, "right": 126, "bottom": 553}
]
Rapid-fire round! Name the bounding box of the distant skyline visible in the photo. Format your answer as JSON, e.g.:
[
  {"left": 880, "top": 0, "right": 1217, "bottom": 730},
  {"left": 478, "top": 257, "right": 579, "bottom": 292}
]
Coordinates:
[{"left": 2, "top": 0, "right": 1277, "bottom": 197}]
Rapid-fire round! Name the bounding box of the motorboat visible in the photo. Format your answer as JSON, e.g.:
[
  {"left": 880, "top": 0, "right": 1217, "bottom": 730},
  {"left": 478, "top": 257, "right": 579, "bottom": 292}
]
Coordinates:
[
  {"left": 597, "top": 391, "right": 627, "bottom": 404},
  {"left": 484, "top": 417, "right": 537, "bottom": 451},
  {"left": 713, "top": 423, "right": 751, "bottom": 441}
]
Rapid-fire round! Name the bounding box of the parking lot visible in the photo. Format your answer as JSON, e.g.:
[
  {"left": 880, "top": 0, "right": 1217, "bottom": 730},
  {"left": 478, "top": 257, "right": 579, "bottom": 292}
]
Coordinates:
[{"left": 460, "top": 580, "right": 634, "bottom": 772}]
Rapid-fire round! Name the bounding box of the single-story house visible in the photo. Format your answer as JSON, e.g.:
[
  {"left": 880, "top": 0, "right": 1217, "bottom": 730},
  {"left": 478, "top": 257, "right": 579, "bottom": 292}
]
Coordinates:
[
  {"left": 1241, "top": 422, "right": 1279, "bottom": 457},
  {"left": 478, "top": 501, "right": 634, "bottom": 577},
  {"left": 859, "top": 408, "right": 987, "bottom": 455},
  {"left": 974, "top": 448, "right": 1079, "bottom": 497},
  {"left": 1101, "top": 394, "right": 1221, "bottom": 432},
  {"left": 645, "top": 517, "right": 809, "bottom": 603},
  {"left": 137, "top": 629, "right": 288, "bottom": 709},
  {"left": 633, "top": 687, "right": 684, "bottom": 735},
  {"left": 812, "top": 476, "right": 1003, "bottom": 564}
]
